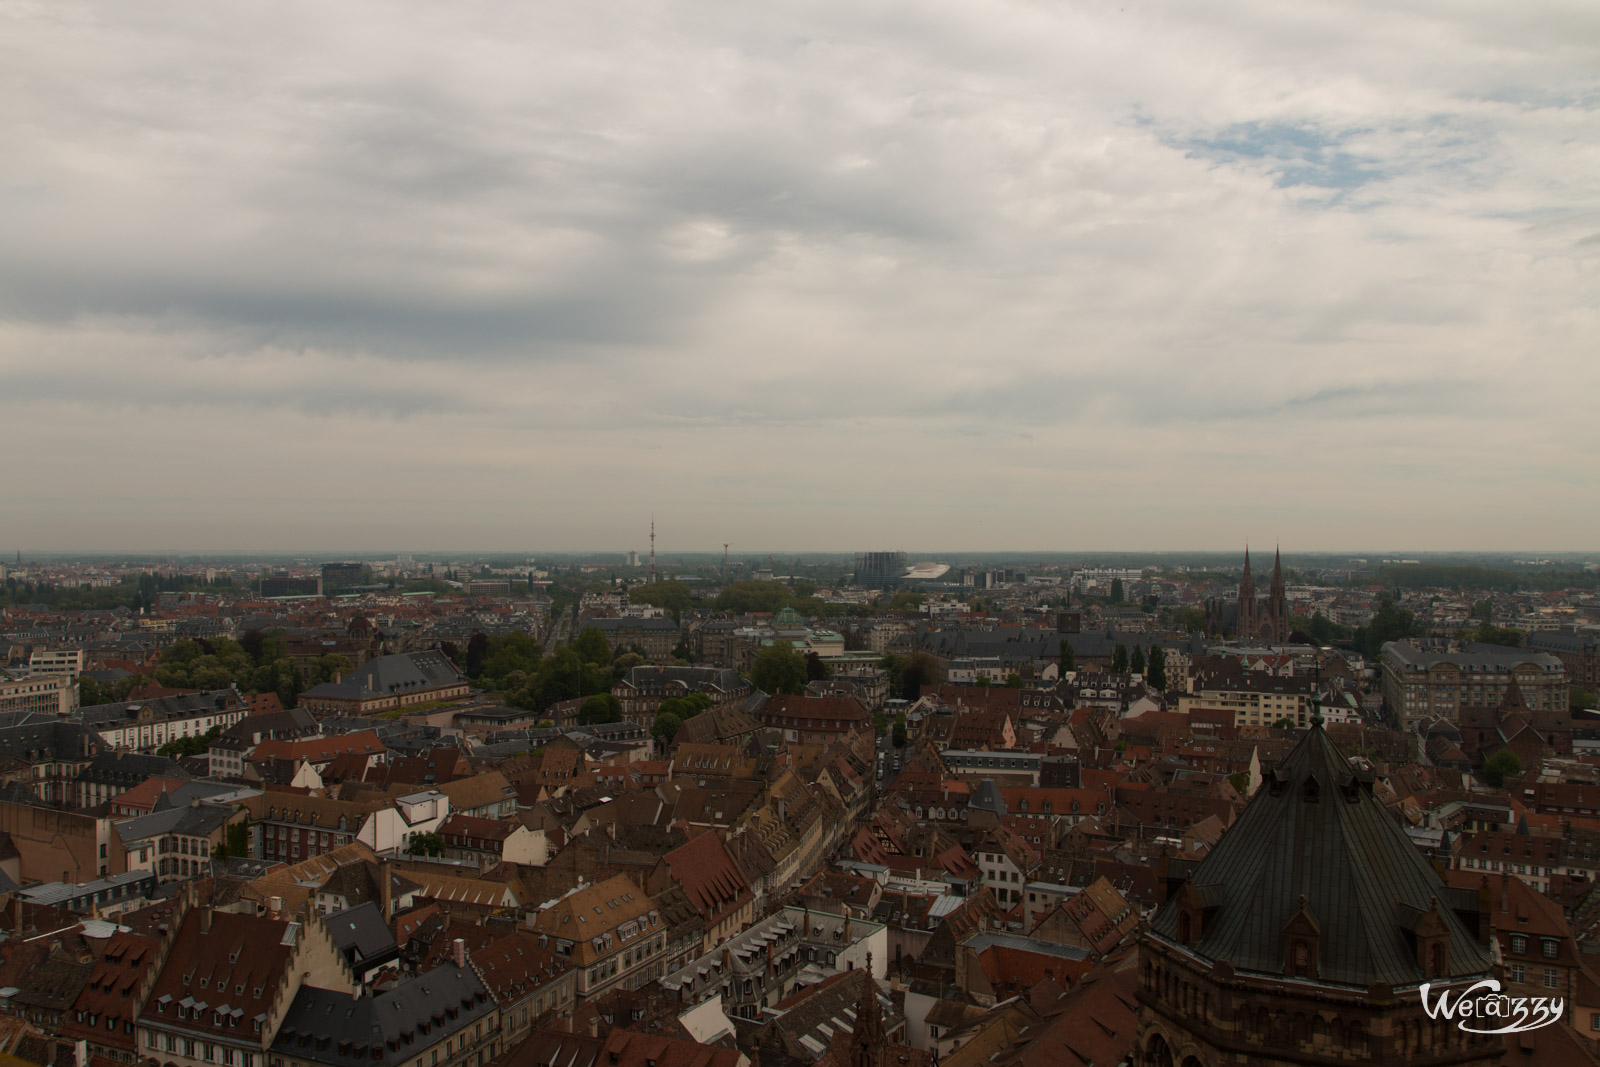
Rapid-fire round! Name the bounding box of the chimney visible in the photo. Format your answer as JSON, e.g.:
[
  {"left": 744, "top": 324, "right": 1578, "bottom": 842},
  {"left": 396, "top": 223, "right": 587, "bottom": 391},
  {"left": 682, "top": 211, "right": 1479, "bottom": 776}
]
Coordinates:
[
  {"left": 452, "top": 938, "right": 466, "bottom": 969},
  {"left": 200, "top": 907, "right": 212, "bottom": 934},
  {"left": 269, "top": 896, "right": 284, "bottom": 917},
  {"left": 380, "top": 859, "right": 394, "bottom": 919}
]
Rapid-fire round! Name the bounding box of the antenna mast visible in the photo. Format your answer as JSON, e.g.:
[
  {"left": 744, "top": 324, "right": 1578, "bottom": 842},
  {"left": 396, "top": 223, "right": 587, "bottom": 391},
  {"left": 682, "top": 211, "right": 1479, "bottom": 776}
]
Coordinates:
[
  {"left": 723, "top": 543, "right": 730, "bottom": 582},
  {"left": 649, "top": 518, "right": 656, "bottom": 584}
]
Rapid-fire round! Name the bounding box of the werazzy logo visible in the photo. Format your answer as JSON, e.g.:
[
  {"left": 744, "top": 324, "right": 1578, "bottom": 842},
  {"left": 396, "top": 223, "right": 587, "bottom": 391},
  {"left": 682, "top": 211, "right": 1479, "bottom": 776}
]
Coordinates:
[{"left": 1420, "top": 980, "right": 1563, "bottom": 1035}]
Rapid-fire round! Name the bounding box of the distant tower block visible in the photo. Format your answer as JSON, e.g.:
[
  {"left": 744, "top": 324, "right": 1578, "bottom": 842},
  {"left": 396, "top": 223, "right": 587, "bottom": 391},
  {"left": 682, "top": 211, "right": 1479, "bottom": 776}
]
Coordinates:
[{"left": 854, "top": 551, "right": 908, "bottom": 589}]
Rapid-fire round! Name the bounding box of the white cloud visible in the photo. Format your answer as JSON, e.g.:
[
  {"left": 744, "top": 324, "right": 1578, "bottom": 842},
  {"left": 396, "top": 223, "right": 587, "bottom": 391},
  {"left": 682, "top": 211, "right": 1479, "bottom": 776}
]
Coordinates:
[{"left": 1, "top": 0, "right": 1596, "bottom": 551}]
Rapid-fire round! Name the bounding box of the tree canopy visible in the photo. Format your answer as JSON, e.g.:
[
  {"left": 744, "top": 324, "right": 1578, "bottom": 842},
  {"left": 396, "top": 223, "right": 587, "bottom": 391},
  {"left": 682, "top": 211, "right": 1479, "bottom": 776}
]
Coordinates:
[
  {"left": 1351, "top": 600, "right": 1424, "bottom": 658},
  {"left": 751, "top": 641, "right": 808, "bottom": 695},
  {"left": 570, "top": 627, "right": 614, "bottom": 666},
  {"left": 1146, "top": 645, "right": 1167, "bottom": 690},
  {"left": 1482, "top": 749, "right": 1522, "bottom": 788},
  {"left": 578, "top": 693, "right": 622, "bottom": 725},
  {"left": 628, "top": 580, "right": 694, "bottom": 620}
]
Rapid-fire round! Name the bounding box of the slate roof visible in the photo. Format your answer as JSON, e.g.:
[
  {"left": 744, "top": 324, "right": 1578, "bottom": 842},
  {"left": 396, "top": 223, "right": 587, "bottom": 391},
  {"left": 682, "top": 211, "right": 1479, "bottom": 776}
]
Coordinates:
[
  {"left": 114, "top": 802, "right": 235, "bottom": 847},
  {"left": 77, "top": 688, "right": 246, "bottom": 728},
  {"left": 1147, "top": 722, "right": 1493, "bottom": 989},
  {"left": 300, "top": 651, "right": 466, "bottom": 702},
  {"left": 273, "top": 963, "right": 492, "bottom": 1067},
  {"left": 76, "top": 751, "right": 191, "bottom": 786},
  {"left": 326, "top": 902, "right": 396, "bottom": 965}
]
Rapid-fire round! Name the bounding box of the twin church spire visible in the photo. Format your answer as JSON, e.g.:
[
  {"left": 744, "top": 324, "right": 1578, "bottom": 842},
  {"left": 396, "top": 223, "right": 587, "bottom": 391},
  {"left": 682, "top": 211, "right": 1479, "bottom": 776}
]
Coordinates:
[{"left": 1238, "top": 543, "right": 1288, "bottom": 644}]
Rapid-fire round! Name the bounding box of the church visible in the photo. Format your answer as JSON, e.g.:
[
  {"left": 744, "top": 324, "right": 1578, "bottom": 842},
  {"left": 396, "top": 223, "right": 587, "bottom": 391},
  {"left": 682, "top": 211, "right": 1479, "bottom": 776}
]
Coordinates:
[
  {"left": 1135, "top": 708, "right": 1503, "bottom": 1067},
  {"left": 1206, "top": 547, "right": 1291, "bottom": 645}
]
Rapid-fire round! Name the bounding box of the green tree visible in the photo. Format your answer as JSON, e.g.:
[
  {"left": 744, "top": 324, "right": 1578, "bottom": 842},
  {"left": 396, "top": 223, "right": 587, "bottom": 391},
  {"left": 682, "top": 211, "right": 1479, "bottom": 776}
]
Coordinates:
[
  {"left": 1482, "top": 749, "right": 1522, "bottom": 788},
  {"left": 804, "top": 652, "right": 830, "bottom": 682},
  {"left": 901, "top": 652, "right": 940, "bottom": 701},
  {"left": 612, "top": 651, "right": 647, "bottom": 680},
  {"left": 571, "top": 627, "right": 613, "bottom": 666},
  {"left": 659, "top": 693, "right": 712, "bottom": 720},
  {"left": 1058, "top": 639, "right": 1076, "bottom": 675},
  {"left": 1573, "top": 688, "right": 1598, "bottom": 712},
  {"left": 1110, "top": 578, "right": 1124, "bottom": 603},
  {"left": 1353, "top": 600, "right": 1424, "bottom": 659},
  {"left": 629, "top": 580, "right": 694, "bottom": 621},
  {"left": 751, "top": 641, "right": 808, "bottom": 695},
  {"left": 1471, "top": 599, "right": 1494, "bottom": 623},
  {"left": 1111, "top": 643, "right": 1129, "bottom": 673},
  {"left": 888, "top": 591, "right": 925, "bottom": 612},
  {"left": 1147, "top": 645, "right": 1167, "bottom": 690},
  {"left": 1176, "top": 606, "right": 1207, "bottom": 633},
  {"left": 479, "top": 633, "right": 544, "bottom": 686},
  {"left": 579, "top": 693, "right": 622, "bottom": 725},
  {"left": 1461, "top": 625, "right": 1524, "bottom": 649},
  {"left": 309, "top": 653, "right": 354, "bottom": 686},
  {"left": 651, "top": 712, "right": 683, "bottom": 743},
  {"left": 408, "top": 832, "right": 445, "bottom": 857},
  {"left": 892, "top": 712, "right": 907, "bottom": 749},
  {"left": 1129, "top": 645, "right": 1146, "bottom": 675},
  {"left": 713, "top": 581, "right": 794, "bottom": 615},
  {"left": 464, "top": 632, "right": 490, "bottom": 677},
  {"left": 879, "top": 654, "right": 906, "bottom": 698},
  {"left": 159, "top": 725, "right": 222, "bottom": 760},
  {"left": 215, "top": 817, "right": 250, "bottom": 859},
  {"left": 1004, "top": 674, "right": 1023, "bottom": 688}
]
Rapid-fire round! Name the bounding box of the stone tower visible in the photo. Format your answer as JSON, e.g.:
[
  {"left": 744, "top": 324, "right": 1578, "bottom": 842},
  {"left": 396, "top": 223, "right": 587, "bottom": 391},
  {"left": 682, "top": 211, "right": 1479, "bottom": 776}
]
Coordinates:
[
  {"left": 1265, "top": 545, "right": 1289, "bottom": 644},
  {"left": 1237, "top": 547, "right": 1257, "bottom": 642},
  {"left": 1135, "top": 714, "right": 1501, "bottom": 1067}
]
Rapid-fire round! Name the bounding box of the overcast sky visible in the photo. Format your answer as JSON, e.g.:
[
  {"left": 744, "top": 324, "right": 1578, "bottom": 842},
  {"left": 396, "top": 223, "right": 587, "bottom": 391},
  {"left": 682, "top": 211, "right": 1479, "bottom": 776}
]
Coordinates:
[{"left": 3, "top": 1, "right": 1597, "bottom": 554}]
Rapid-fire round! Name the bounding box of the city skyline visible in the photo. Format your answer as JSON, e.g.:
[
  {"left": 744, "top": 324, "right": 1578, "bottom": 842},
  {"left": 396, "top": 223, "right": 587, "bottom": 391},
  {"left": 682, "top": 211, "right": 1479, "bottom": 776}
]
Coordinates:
[{"left": 3, "top": 2, "right": 1597, "bottom": 552}]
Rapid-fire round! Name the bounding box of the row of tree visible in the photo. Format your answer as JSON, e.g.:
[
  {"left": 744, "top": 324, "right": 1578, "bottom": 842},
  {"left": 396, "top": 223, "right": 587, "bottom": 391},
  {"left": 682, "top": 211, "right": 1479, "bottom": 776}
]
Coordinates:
[{"left": 85, "top": 632, "right": 354, "bottom": 712}]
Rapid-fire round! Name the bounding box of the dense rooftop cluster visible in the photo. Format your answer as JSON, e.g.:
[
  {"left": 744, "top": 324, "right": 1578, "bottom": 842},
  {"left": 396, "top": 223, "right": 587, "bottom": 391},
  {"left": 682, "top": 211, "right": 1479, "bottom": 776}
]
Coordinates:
[{"left": 0, "top": 550, "right": 1598, "bottom": 1065}]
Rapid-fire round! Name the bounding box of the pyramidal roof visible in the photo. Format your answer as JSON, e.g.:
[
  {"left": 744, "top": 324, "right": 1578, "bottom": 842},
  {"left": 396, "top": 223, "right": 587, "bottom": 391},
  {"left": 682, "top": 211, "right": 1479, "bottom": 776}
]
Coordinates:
[{"left": 1149, "top": 722, "right": 1492, "bottom": 989}]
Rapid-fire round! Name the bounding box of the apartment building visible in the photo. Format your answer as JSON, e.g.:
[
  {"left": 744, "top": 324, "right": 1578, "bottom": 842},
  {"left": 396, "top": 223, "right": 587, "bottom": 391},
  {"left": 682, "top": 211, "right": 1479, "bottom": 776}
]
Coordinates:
[
  {"left": 80, "top": 687, "right": 250, "bottom": 752},
  {"left": 0, "top": 668, "right": 79, "bottom": 717},
  {"left": 1381, "top": 641, "right": 1568, "bottom": 727},
  {"left": 529, "top": 875, "right": 668, "bottom": 1000},
  {"left": 1177, "top": 674, "right": 1315, "bottom": 732}
]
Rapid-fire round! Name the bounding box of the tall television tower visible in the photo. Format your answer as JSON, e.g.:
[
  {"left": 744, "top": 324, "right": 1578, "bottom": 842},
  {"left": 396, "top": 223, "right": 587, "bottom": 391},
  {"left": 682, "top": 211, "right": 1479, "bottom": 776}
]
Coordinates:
[{"left": 649, "top": 518, "right": 656, "bottom": 584}]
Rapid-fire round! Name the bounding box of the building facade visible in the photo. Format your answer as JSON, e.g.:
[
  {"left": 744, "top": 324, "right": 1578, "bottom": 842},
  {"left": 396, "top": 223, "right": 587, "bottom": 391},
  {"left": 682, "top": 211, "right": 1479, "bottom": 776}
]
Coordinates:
[{"left": 1381, "top": 641, "right": 1568, "bottom": 727}]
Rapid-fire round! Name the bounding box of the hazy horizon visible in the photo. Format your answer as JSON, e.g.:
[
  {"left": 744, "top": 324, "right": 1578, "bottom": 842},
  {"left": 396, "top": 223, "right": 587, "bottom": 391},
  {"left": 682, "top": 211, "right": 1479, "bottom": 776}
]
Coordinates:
[
  {"left": 4, "top": 2, "right": 1596, "bottom": 552},
  {"left": 9, "top": 546, "right": 1599, "bottom": 563}
]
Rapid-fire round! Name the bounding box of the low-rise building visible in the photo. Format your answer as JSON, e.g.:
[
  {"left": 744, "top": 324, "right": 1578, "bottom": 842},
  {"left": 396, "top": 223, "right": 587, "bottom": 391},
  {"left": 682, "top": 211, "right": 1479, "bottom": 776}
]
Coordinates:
[
  {"left": 298, "top": 651, "right": 471, "bottom": 717},
  {"left": 133, "top": 901, "right": 357, "bottom": 1067},
  {"left": 271, "top": 958, "right": 497, "bottom": 1067},
  {"left": 0, "top": 668, "right": 79, "bottom": 717},
  {"left": 659, "top": 905, "right": 887, "bottom": 1022},
  {"left": 80, "top": 687, "right": 249, "bottom": 753},
  {"left": 528, "top": 875, "right": 668, "bottom": 1001},
  {"left": 117, "top": 800, "right": 243, "bottom": 883}
]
